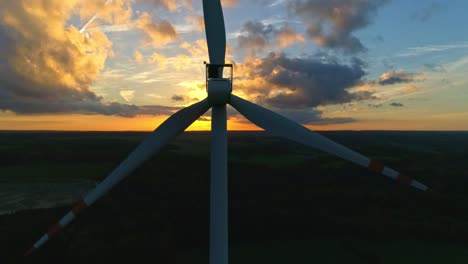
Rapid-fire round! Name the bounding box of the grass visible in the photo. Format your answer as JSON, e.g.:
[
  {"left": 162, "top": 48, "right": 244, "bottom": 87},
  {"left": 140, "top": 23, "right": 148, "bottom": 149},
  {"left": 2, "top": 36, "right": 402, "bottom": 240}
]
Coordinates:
[
  {"left": 179, "top": 240, "right": 468, "bottom": 264},
  {"left": 0, "top": 161, "right": 115, "bottom": 182},
  {"left": 1, "top": 131, "right": 468, "bottom": 262}
]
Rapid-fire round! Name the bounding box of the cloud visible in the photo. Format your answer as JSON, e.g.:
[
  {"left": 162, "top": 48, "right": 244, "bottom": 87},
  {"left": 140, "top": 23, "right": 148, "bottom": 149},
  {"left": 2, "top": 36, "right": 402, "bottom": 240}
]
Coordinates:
[
  {"left": 221, "top": 0, "right": 239, "bottom": 8},
  {"left": 423, "top": 63, "right": 446, "bottom": 72},
  {"left": 152, "top": 0, "right": 178, "bottom": 12},
  {"left": 77, "top": 0, "right": 134, "bottom": 27},
  {"left": 183, "top": 0, "right": 193, "bottom": 10},
  {"left": 198, "top": 115, "right": 211, "bottom": 122},
  {"left": 389, "top": 102, "right": 404, "bottom": 107},
  {"left": 148, "top": 52, "right": 169, "bottom": 68},
  {"left": 235, "top": 52, "right": 372, "bottom": 109},
  {"left": 138, "top": 0, "right": 194, "bottom": 12},
  {"left": 411, "top": 2, "right": 445, "bottom": 22},
  {"left": 131, "top": 105, "right": 181, "bottom": 116},
  {"left": 135, "top": 12, "right": 178, "bottom": 48},
  {"left": 378, "top": 70, "right": 422, "bottom": 85},
  {"left": 134, "top": 50, "right": 144, "bottom": 63},
  {"left": 397, "top": 42, "right": 468, "bottom": 57},
  {"left": 229, "top": 105, "right": 354, "bottom": 125},
  {"left": 287, "top": 0, "right": 388, "bottom": 53},
  {"left": 0, "top": 1, "right": 175, "bottom": 117},
  {"left": 180, "top": 39, "right": 208, "bottom": 57},
  {"left": 171, "top": 94, "right": 198, "bottom": 103},
  {"left": 171, "top": 94, "right": 185, "bottom": 102},
  {"left": 279, "top": 108, "right": 355, "bottom": 125},
  {"left": 276, "top": 27, "right": 305, "bottom": 48},
  {"left": 120, "top": 90, "right": 136, "bottom": 102},
  {"left": 237, "top": 20, "right": 305, "bottom": 55},
  {"left": 185, "top": 15, "right": 205, "bottom": 32},
  {"left": 238, "top": 21, "right": 275, "bottom": 54},
  {"left": 368, "top": 103, "right": 383, "bottom": 108},
  {"left": 401, "top": 85, "right": 420, "bottom": 94}
]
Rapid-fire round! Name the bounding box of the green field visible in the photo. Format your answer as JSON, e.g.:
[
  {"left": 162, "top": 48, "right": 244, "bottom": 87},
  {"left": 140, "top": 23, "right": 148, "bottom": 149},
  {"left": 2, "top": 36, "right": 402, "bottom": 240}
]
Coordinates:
[
  {"left": 180, "top": 240, "right": 468, "bottom": 264},
  {"left": 1, "top": 131, "right": 468, "bottom": 263}
]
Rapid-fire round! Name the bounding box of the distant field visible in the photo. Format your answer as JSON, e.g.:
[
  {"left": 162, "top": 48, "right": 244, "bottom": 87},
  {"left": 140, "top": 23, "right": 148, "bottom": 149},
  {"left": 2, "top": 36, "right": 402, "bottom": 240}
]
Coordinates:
[
  {"left": 180, "top": 240, "right": 468, "bottom": 264},
  {"left": 1, "top": 131, "right": 468, "bottom": 263}
]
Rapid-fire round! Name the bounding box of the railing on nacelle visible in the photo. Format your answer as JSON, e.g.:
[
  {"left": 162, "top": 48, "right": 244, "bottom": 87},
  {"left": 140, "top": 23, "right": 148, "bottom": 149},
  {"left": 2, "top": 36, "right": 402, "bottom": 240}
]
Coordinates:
[{"left": 205, "top": 62, "right": 233, "bottom": 105}]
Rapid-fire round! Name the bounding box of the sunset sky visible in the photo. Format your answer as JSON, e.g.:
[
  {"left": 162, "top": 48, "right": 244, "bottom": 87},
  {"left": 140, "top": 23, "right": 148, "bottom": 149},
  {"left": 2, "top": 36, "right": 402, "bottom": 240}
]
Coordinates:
[{"left": 1, "top": 0, "right": 468, "bottom": 131}]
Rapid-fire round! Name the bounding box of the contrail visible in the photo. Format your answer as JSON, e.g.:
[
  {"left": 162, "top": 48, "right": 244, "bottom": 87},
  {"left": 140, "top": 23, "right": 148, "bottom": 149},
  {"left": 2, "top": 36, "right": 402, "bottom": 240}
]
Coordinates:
[
  {"left": 79, "top": 0, "right": 113, "bottom": 33},
  {"left": 79, "top": 15, "right": 98, "bottom": 33},
  {"left": 83, "top": 24, "right": 134, "bottom": 33}
]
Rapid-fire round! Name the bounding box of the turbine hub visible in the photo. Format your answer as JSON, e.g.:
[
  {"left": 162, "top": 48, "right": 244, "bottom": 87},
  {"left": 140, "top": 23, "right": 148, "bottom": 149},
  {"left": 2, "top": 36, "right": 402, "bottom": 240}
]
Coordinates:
[{"left": 206, "top": 63, "right": 233, "bottom": 105}]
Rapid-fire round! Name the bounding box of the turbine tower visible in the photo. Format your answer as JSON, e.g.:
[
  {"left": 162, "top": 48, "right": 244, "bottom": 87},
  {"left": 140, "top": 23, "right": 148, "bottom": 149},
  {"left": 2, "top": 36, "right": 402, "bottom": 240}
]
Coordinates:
[{"left": 26, "top": 1, "right": 431, "bottom": 262}]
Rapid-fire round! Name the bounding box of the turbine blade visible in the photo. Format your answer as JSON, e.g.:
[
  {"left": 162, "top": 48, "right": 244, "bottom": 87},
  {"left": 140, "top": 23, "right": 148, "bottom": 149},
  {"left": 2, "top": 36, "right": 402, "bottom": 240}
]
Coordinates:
[
  {"left": 25, "top": 99, "right": 210, "bottom": 256},
  {"left": 202, "top": 0, "right": 226, "bottom": 65},
  {"left": 229, "top": 95, "right": 430, "bottom": 192},
  {"left": 210, "top": 105, "right": 228, "bottom": 264}
]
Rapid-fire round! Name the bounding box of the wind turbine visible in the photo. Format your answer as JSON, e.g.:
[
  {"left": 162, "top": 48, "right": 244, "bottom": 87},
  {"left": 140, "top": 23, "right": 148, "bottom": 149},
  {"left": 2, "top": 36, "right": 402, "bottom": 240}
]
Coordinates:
[{"left": 26, "top": 0, "right": 431, "bottom": 262}]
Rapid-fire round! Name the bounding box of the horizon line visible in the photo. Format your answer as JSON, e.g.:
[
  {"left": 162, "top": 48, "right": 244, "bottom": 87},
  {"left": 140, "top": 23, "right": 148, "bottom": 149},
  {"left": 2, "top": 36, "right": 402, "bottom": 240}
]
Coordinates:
[{"left": 1, "top": 129, "right": 468, "bottom": 133}]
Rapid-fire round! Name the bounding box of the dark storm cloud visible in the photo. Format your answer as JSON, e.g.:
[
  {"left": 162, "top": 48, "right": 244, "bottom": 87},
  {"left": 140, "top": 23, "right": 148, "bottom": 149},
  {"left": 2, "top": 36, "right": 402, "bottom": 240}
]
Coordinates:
[
  {"left": 241, "top": 52, "right": 373, "bottom": 109},
  {"left": 287, "top": 0, "right": 388, "bottom": 53},
  {"left": 198, "top": 116, "right": 211, "bottom": 122},
  {"left": 238, "top": 20, "right": 275, "bottom": 52},
  {"left": 368, "top": 103, "right": 383, "bottom": 108},
  {"left": 171, "top": 95, "right": 185, "bottom": 102},
  {"left": 378, "top": 71, "right": 421, "bottom": 85},
  {"left": 237, "top": 20, "right": 303, "bottom": 54},
  {"left": 0, "top": 80, "right": 179, "bottom": 117},
  {"left": 171, "top": 94, "right": 199, "bottom": 103},
  {"left": 279, "top": 108, "right": 355, "bottom": 125},
  {"left": 389, "top": 102, "right": 404, "bottom": 107}
]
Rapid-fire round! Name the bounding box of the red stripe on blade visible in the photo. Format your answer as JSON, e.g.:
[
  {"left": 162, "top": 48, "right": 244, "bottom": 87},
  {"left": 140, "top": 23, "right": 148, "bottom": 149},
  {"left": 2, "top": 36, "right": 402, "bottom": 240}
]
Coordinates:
[
  {"left": 397, "top": 174, "right": 412, "bottom": 187},
  {"left": 71, "top": 198, "right": 87, "bottom": 215},
  {"left": 368, "top": 160, "right": 384, "bottom": 174},
  {"left": 47, "top": 223, "right": 61, "bottom": 237}
]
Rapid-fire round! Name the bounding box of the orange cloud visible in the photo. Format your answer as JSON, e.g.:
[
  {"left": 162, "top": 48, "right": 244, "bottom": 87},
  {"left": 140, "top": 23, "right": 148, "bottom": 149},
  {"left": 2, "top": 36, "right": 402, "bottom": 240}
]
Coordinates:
[
  {"left": 180, "top": 39, "right": 208, "bottom": 57},
  {"left": 156, "top": 0, "right": 178, "bottom": 12},
  {"left": 134, "top": 50, "right": 144, "bottom": 63},
  {"left": 186, "top": 15, "right": 205, "bottom": 32},
  {"left": 77, "top": 0, "right": 133, "bottom": 26},
  {"left": 401, "top": 85, "right": 421, "bottom": 94},
  {"left": 276, "top": 27, "right": 305, "bottom": 48},
  {"left": 149, "top": 52, "right": 169, "bottom": 68},
  {"left": 221, "top": 0, "right": 239, "bottom": 8},
  {"left": 0, "top": 0, "right": 113, "bottom": 95},
  {"left": 172, "top": 54, "right": 193, "bottom": 70},
  {"left": 138, "top": 0, "right": 194, "bottom": 12},
  {"left": 378, "top": 70, "right": 424, "bottom": 85},
  {"left": 135, "top": 12, "right": 178, "bottom": 48},
  {"left": 0, "top": 1, "right": 176, "bottom": 117}
]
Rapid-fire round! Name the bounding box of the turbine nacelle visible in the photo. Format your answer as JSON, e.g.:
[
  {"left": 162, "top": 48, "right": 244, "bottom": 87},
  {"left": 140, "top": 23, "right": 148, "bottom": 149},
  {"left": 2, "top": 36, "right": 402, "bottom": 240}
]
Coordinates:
[{"left": 205, "top": 63, "right": 232, "bottom": 105}]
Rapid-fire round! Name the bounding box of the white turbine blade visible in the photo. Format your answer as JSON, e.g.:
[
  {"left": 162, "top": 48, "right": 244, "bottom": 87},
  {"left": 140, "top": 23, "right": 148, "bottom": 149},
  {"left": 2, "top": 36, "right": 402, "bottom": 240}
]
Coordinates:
[
  {"left": 230, "top": 95, "right": 431, "bottom": 192},
  {"left": 25, "top": 99, "right": 210, "bottom": 256},
  {"left": 202, "top": 0, "right": 226, "bottom": 64},
  {"left": 210, "top": 105, "right": 228, "bottom": 264}
]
